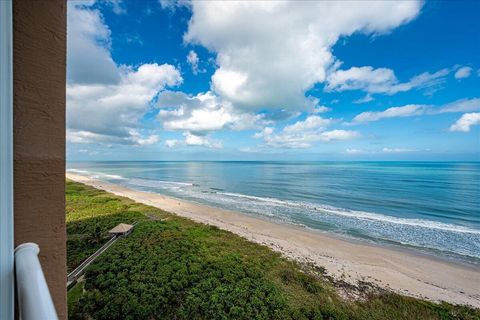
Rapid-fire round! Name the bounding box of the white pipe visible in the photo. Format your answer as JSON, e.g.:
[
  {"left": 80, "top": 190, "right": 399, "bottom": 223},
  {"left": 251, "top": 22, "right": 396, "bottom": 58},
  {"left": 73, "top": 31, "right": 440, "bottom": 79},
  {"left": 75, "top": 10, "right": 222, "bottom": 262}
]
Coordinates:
[{"left": 15, "top": 243, "right": 58, "bottom": 320}]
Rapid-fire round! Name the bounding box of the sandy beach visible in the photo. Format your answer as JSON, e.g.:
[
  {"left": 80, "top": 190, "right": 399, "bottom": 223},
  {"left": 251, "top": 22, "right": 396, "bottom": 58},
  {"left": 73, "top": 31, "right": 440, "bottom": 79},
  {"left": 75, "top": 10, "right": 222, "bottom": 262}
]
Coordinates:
[{"left": 67, "top": 173, "right": 480, "bottom": 308}]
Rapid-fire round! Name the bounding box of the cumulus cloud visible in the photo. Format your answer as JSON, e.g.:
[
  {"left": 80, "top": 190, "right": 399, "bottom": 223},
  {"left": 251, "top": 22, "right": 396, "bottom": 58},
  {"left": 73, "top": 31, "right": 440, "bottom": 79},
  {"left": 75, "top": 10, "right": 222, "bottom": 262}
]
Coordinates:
[
  {"left": 185, "top": 1, "right": 421, "bottom": 111},
  {"left": 165, "top": 139, "right": 179, "bottom": 148},
  {"left": 157, "top": 90, "right": 268, "bottom": 134},
  {"left": 253, "top": 127, "right": 274, "bottom": 139},
  {"left": 68, "top": 63, "right": 182, "bottom": 143},
  {"left": 67, "top": 2, "right": 182, "bottom": 145},
  {"left": 327, "top": 66, "right": 396, "bottom": 93},
  {"left": 128, "top": 130, "right": 160, "bottom": 146},
  {"left": 283, "top": 116, "right": 332, "bottom": 133},
  {"left": 164, "top": 132, "right": 222, "bottom": 149},
  {"left": 184, "top": 132, "right": 222, "bottom": 148},
  {"left": 352, "top": 98, "right": 480, "bottom": 123},
  {"left": 158, "top": 91, "right": 232, "bottom": 133},
  {"left": 260, "top": 129, "right": 359, "bottom": 149},
  {"left": 67, "top": 129, "right": 159, "bottom": 146},
  {"left": 326, "top": 66, "right": 449, "bottom": 95},
  {"left": 344, "top": 147, "right": 420, "bottom": 154},
  {"left": 321, "top": 130, "right": 359, "bottom": 141},
  {"left": 67, "top": 1, "right": 120, "bottom": 84},
  {"left": 186, "top": 50, "right": 203, "bottom": 74},
  {"left": 313, "top": 105, "right": 331, "bottom": 113},
  {"left": 454, "top": 66, "right": 473, "bottom": 80},
  {"left": 253, "top": 115, "right": 358, "bottom": 148},
  {"left": 449, "top": 113, "right": 480, "bottom": 132},
  {"left": 157, "top": 90, "right": 272, "bottom": 148}
]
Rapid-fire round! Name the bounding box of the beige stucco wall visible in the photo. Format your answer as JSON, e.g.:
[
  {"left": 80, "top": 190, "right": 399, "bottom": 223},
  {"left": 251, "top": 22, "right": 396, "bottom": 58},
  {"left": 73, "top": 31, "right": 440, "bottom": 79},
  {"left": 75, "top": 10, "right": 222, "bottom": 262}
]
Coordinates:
[{"left": 13, "top": 0, "right": 66, "bottom": 318}]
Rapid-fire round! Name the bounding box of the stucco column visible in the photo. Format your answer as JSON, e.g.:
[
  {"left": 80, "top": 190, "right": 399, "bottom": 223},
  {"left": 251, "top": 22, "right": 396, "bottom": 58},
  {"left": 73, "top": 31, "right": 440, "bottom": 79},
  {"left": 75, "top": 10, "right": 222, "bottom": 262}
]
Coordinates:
[{"left": 13, "top": 0, "right": 66, "bottom": 318}]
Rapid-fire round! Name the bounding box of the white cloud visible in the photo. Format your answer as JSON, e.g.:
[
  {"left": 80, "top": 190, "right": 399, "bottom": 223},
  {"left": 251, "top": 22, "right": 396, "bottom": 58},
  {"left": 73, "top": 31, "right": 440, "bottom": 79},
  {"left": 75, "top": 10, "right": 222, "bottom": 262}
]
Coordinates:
[
  {"left": 353, "top": 104, "right": 426, "bottom": 123},
  {"left": 354, "top": 94, "right": 374, "bottom": 104},
  {"left": 67, "top": 2, "right": 182, "bottom": 146},
  {"left": 159, "top": 0, "right": 188, "bottom": 11},
  {"left": 437, "top": 98, "right": 480, "bottom": 113},
  {"left": 67, "top": 129, "right": 159, "bottom": 146},
  {"left": 313, "top": 105, "right": 331, "bottom": 113},
  {"left": 67, "top": 130, "right": 113, "bottom": 144},
  {"left": 239, "top": 147, "right": 261, "bottom": 153},
  {"left": 254, "top": 116, "right": 358, "bottom": 149},
  {"left": 186, "top": 50, "right": 204, "bottom": 74},
  {"left": 344, "top": 147, "right": 421, "bottom": 154},
  {"left": 454, "top": 66, "right": 473, "bottom": 80},
  {"left": 157, "top": 90, "right": 272, "bottom": 148},
  {"left": 326, "top": 66, "right": 449, "bottom": 95},
  {"left": 165, "top": 139, "right": 179, "bottom": 148},
  {"left": 344, "top": 148, "right": 368, "bottom": 154},
  {"left": 128, "top": 130, "right": 160, "bottom": 146},
  {"left": 260, "top": 129, "right": 359, "bottom": 149},
  {"left": 283, "top": 116, "right": 331, "bottom": 133},
  {"left": 185, "top": 1, "right": 421, "bottom": 111},
  {"left": 125, "top": 33, "right": 144, "bottom": 46},
  {"left": 321, "top": 130, "right": 359, "bottom": 141},
  {"left": 157, "top": 90, "right": 267, "bottom": 134},
  {"left": 253, "top": 127, "right": 274, "bottom": 139},
  {"left": 184, "top": 132, "right": 222, "bottom": 148},
  {"left": 67, "top": 1, "right": 120, "bottom": 84},
  {"left": 105, "top": 0, "right": 126, "bottom": 15},
  {"left": 352, "top": 98, "right": 480, "bottom": 123},
  {"left": 327, "top": 66, "right": 396, "bottom": 92},
  {"left": 449, "top": 113, "right": 480, "bottom": 132},
  {"left": 68, "top": 63, "right": 182, "bottom": 144},
  {"left": 164, "top": 132, "right": 222, "bottom": 149},
  {"left": 382, "top": 147, "right": 418, "bottom": 153}
]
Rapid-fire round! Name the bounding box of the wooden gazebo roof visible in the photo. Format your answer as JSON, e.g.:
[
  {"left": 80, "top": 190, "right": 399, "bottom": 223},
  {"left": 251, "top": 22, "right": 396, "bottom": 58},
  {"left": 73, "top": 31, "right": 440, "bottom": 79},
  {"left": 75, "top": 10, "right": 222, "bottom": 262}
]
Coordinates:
[{"left": 109, "top": 223, "right": 133, "bottom": 235}]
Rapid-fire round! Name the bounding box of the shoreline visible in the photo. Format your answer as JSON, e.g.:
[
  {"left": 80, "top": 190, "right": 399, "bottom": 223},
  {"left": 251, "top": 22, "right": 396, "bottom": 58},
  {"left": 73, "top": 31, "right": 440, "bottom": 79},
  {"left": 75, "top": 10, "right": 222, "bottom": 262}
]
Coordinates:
[{"left": 66, "top": 173, "right": 480, "bottom": 308}]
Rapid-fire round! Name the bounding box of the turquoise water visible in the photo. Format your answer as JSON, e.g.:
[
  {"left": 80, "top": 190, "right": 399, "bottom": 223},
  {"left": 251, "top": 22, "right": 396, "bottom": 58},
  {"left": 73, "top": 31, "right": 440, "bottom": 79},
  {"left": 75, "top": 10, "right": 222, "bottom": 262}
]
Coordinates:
[{"left": 67, "top": 161, "right": 480, "bottom": 263}]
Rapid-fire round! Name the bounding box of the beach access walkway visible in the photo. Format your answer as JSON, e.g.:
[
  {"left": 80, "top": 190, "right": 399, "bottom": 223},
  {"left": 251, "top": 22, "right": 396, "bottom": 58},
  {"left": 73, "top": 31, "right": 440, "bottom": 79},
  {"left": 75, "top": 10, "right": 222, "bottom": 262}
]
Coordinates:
[
  {"left": 67, "top": 222, "right": 135, "bottom": 288},
  {"left": 67, "top": 235, "right": 120, "bottom": 288}
]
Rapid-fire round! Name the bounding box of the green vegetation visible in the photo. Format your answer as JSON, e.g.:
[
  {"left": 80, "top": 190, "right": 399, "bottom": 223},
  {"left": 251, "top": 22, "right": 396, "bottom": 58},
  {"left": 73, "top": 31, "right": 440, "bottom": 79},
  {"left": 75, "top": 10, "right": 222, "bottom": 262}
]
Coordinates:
[
  {"left": 66, "top": 180, "right": 480, "bottom": 320},
  {"left": 66, "top": 182, "right": 147, "bottom": 272},
  {"left": 67, "top": 281, "right": 84, "bottom": 319}
]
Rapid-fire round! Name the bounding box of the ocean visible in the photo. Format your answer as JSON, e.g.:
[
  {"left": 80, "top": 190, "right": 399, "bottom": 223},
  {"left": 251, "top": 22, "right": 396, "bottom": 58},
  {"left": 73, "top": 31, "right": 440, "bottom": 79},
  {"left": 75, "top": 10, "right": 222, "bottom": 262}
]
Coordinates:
[{"left": 67, "top": 161, "right": 480, "bottom": 264}]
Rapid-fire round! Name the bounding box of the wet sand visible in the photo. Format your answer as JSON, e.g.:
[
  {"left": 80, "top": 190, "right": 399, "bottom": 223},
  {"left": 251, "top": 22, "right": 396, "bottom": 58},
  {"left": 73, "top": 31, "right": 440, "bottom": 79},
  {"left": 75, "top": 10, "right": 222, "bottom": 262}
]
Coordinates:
[{"left": 67, "top": 173, "right": 480, "bottom": 307}]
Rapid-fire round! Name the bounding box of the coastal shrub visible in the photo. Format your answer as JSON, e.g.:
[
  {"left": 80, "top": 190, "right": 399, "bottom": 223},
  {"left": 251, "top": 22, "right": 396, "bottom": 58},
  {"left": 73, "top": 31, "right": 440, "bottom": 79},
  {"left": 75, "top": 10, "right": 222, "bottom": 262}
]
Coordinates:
[
  {"left": 66, "top": 181, "right": 148, "bottom": 272},
  {"left": 66, "top": 181, "right": 480, "bottom": 320},
  {"left": 67, "top": 282, "right": 84, "bottom": 319}
]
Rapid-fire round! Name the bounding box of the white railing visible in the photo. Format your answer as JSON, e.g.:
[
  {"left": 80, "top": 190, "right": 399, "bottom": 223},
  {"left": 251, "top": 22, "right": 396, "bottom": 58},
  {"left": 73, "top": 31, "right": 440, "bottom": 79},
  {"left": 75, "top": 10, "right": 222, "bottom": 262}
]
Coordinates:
[{"left": 15, "top": 243, "right": 58, "bottom": 320}]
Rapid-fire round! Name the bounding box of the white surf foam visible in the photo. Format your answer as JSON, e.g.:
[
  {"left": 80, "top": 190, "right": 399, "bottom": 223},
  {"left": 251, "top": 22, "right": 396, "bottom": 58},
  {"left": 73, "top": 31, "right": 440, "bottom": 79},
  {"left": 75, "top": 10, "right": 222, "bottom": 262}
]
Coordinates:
[
  {"left": 216, "top": 191, "right": 480, "bottom": 235},
  {"left": 67, "top": 171, "right": 480, "bottom": 236},
  {"left": 67, "top": 168, "right": 125, "bottom": 180}
]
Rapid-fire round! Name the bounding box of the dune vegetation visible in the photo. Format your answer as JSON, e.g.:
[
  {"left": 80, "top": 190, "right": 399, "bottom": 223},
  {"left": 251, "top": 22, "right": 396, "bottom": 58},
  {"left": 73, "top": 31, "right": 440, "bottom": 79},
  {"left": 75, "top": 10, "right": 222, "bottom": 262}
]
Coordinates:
[{"left": 66, "top": 180, "right": 479, "bottom": 320}]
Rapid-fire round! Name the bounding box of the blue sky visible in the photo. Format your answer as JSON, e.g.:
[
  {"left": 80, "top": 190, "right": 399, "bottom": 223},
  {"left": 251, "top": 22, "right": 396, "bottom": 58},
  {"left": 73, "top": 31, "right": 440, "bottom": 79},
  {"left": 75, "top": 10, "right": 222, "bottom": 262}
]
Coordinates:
[{"left": 66, "top": 0, "right": 480, "bottom": 161}]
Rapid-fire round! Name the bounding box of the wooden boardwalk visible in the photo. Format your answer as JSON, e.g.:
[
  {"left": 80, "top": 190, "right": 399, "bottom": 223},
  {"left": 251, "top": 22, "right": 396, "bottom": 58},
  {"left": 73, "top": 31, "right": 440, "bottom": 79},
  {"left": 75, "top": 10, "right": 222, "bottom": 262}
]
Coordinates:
[{"left": 67, "top": 235, "right": 119, "bottom": 288}]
